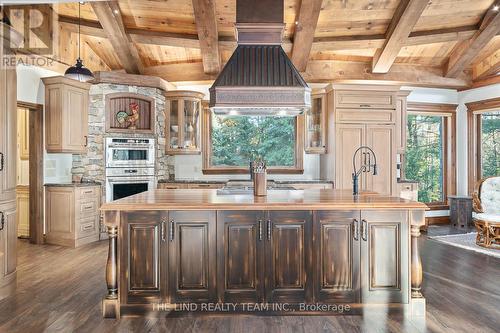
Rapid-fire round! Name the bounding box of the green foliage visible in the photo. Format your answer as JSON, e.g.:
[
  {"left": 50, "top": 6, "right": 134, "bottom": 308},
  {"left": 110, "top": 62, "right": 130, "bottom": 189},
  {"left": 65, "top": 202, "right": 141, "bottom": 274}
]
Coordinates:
[
  {"left": 405, "top": 115, "right": 443, "bottom": 203},
  {"left": 481, "top": 112, "right": 500, "bottom": 177},
  {"left": 211, "top": 114, "right": 295, "bottom": 167}
]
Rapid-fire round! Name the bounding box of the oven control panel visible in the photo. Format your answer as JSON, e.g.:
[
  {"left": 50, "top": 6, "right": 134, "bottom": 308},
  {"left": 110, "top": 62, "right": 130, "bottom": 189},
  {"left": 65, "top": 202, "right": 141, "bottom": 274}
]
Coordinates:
[{"left": 106, "top": 167, "right": 155, "bottom": 177}]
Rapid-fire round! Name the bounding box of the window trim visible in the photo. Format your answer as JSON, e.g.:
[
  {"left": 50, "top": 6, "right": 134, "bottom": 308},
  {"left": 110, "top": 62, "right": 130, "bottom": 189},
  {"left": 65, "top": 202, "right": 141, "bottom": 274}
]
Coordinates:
[
  {"left": 405, "top": 102, "right": 457, "bottom": 208},
  {"left": 466, "top": 97, "right": 500, "bottom": 194},
  {"left": 201, "top": 108, "right": 304, "bottom": 175}
]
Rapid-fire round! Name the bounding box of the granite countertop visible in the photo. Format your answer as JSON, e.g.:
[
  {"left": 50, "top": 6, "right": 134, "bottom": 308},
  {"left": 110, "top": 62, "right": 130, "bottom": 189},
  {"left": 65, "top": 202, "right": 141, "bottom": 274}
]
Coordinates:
[{"left": 44, "top": 182, "right": 102, "bottom": 187}]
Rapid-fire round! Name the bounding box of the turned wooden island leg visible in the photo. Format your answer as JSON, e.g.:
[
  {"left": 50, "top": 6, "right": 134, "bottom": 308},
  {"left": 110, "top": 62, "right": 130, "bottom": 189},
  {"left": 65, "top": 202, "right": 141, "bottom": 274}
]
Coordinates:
[
  {"left": 410, "top": 223, "right": 426, "bottom": 318},
  {"left": 102, "top": 225, "right": 119, "bottom": 318}
]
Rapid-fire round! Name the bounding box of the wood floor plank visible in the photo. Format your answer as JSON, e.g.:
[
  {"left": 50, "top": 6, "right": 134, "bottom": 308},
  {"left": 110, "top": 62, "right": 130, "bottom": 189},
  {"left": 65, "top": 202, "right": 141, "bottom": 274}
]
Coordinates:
[{"left": 0, "top": 234, "right": 497, "bottom": 333}]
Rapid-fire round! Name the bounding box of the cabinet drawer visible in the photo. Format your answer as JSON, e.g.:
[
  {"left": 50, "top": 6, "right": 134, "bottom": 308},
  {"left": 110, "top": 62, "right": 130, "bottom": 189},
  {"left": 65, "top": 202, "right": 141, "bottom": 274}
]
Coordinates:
[
  {"left": 76, "top": 198, "right": 99, "bottom": 217},
  {"left": 78, "top": 187, "right": 100, "bottom": 200},
  {"left": 336, "top": 108, "right": 395, "bottom": 124},
  {"left": 76, "top": 216, "right": 98, "bottom": 238},
  {"left": 335, "top": 91, "right": 396, "bottom": 109}
]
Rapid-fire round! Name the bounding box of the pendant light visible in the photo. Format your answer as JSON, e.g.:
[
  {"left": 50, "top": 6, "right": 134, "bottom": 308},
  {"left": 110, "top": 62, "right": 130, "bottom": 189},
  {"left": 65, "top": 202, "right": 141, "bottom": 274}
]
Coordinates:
[{"left": 64, "top": 2, "right": 94, "bottom": 82}]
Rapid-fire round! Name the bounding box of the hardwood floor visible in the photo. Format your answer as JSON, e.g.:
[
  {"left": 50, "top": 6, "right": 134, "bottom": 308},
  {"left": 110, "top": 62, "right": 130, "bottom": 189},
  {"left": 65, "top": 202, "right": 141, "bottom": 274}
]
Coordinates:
[{"left": 0, "top": 235, "right": 498, "bottom": 333}]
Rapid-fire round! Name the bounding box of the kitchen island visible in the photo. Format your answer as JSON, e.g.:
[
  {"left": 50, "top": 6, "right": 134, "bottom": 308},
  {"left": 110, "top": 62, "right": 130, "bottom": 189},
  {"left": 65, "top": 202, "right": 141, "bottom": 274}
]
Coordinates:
[{"left": 100, "top": 189, "right": 427, "bottom": 318}]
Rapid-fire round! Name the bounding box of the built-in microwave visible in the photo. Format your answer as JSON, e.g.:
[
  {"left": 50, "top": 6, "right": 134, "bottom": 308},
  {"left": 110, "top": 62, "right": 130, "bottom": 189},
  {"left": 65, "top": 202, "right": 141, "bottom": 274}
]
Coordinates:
[{"left": 105, "top": 137, "right": 155, "bottom": 168}]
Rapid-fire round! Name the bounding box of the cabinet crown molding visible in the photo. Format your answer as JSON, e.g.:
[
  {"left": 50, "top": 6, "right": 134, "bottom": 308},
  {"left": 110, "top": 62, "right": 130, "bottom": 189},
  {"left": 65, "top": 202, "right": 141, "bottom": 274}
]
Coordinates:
[{"left": 42, "top": 76, "right": 92, "bottom": 90}]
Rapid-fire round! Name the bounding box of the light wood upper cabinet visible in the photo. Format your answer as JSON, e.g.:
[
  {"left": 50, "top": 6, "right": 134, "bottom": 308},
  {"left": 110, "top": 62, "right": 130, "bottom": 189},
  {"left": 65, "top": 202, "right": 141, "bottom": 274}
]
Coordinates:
[
  {"left": 305, "top": 89, "right": 330, "bottom": 154},
  {"left": 395, "top": 91, "right": 410, "bottom": 154},
  {"left": 165, "top": 90, "right": 204, "bottom": 155},
  {"left": 334, "top": 124, "right": 364, "bottom": 191},
  {"left": 335, "top": 90, "right": 396, "bottom": 109},
  {"left": 0, "top": 64, "right": 18, "bottom": 202},
  {"left": 335, "top": 124, "right": 396, "bottom": 196},
  {"left": 365, "top": 125, "right": 396, "bottom": 196},
  {"left": 42, "top": 76, "right": 91, "bottom": 154}
]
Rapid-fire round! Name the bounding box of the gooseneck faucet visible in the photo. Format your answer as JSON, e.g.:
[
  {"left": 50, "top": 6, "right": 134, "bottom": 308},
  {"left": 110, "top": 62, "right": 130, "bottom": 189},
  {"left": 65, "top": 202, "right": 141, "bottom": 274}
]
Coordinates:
[{"left": 352, "top": 146, "right": 378, "bottom": 195}]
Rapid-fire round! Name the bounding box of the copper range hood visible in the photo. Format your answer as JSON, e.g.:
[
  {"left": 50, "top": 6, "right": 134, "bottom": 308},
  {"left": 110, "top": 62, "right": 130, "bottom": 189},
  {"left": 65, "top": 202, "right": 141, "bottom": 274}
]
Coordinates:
[{"left": 209, "top": 0, "right": 311, "bottom": 116}]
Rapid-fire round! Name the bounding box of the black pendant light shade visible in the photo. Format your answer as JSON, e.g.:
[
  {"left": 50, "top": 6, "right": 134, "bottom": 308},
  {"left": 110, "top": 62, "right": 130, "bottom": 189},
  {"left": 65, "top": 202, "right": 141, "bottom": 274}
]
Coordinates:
[
  {"left": 64, "top": 2, "right": 94, "bottom": 82},
  {"left": 65, "top": 58, "right": 94, "bottom": 82}
]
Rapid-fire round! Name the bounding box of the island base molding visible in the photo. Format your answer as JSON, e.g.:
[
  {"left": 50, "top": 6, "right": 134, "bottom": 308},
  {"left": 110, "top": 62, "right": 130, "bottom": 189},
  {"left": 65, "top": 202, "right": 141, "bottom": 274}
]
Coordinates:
[{"left": 102, "top": 207, "right": 426, "bottom": 319}]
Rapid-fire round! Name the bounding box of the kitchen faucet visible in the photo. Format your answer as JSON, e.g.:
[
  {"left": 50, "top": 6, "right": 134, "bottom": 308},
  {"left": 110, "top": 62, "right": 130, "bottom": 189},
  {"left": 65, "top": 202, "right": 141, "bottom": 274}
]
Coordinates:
[{"left": 352, "top": 146, "right": 378, "bottom": 195}]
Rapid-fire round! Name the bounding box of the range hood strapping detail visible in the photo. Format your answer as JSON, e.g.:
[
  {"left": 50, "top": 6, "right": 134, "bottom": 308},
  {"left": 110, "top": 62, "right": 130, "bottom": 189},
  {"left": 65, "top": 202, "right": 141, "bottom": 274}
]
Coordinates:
[{"left": 209, "top": 1, "right": 311, "bottom": 116}]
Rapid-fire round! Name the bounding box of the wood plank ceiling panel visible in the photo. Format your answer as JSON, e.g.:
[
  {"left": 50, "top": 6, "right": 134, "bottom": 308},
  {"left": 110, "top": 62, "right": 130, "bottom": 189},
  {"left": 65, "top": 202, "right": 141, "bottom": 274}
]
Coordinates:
[
  {"left": 414, "top": 0, "right": 495, "bottom": 32},
  {"left": 315, "top": 0, "right": 400, "bottom": 38}
]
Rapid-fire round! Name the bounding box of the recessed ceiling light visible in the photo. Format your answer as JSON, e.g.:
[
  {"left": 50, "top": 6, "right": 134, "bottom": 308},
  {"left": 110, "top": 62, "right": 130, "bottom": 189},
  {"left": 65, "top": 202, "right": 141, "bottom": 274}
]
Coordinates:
[
  {"left": 295, "top": 21, "right": 299, "bottom": 25},
  {"left": 494, "top": 4, "right": 500, "bottom": 11},
  {"left": 113, "top": 9, "right": 119, "bottom": 14}
]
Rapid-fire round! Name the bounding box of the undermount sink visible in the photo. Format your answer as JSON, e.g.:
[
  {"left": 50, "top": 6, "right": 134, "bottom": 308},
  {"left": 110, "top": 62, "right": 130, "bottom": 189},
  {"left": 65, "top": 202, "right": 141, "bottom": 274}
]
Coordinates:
[{"left": 216, "top": 186, "right": 296, "bottom": 195}]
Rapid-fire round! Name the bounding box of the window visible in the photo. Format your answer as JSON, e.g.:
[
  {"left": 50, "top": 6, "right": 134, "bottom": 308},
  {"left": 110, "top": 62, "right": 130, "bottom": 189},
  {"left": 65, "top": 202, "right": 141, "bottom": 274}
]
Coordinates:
[
  {"left": 405, "top": 102, "right": 456, "bottom": 207},
  {"left": 467, "top": 98, "right": 500, "bottom": 192},
  {"left": 480, "top": 111, "right": 500, "bottom": 177},
  {"left": 405, "top": 115, "right": 444, "bottom": 203},
  {"left": 203, "top": 111, "right": 304, "bottom": 174}
]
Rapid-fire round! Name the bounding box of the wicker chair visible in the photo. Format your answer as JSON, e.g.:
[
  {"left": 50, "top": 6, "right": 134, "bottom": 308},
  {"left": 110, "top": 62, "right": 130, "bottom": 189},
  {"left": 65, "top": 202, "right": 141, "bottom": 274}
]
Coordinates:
[{"left": 472, "top": 176, "right": 500, "bottom": 249}]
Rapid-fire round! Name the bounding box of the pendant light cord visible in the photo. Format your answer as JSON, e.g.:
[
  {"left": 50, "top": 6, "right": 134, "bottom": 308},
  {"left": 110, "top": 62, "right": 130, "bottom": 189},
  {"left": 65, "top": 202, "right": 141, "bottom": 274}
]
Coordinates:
[{"left": 78, "top": 2, "right": 81, "bottom": 60}]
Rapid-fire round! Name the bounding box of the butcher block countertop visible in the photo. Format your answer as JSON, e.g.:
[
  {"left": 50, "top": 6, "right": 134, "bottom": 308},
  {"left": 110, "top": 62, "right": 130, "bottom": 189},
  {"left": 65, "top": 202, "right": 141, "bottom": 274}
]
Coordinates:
[{"left": 101, "top": 189, "right": 428, "bottom": 211}]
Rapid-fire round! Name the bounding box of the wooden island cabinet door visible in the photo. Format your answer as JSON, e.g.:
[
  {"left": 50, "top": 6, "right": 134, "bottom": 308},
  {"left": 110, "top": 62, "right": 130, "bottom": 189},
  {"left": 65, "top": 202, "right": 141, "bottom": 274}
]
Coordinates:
[
  {"left": 313, "top": 211, "right": 360, "bottom": 303},
  {"left": 265, "top": 211, "right": 313, "bottom": 303},
  {"left": 360, "top": 211, "right": 409, "bottom": 304},
  {"left": 216, "top": 211, "right": 265, "bottom": 303},
  {"left": 168, "top": 211, "right": 216, "bottom": 303},
  {"left": 121, "top": 211, "right": 167, "bottom": 304}
]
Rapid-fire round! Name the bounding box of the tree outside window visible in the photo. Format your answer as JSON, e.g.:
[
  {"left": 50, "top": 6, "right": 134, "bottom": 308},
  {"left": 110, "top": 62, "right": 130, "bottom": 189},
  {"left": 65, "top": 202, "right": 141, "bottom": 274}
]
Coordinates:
[
  {"left": 481, "top": 111, "right": 500, "bottom": 177},
  {"left": 405, "top": 114, "right": 444, "bottom": 203}
]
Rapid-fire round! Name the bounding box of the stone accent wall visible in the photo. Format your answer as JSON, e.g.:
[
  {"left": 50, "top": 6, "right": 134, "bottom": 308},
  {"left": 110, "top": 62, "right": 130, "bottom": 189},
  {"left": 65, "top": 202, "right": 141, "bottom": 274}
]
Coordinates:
[{"left": 72, "top": 83, "right": 175, "bottom": 198}]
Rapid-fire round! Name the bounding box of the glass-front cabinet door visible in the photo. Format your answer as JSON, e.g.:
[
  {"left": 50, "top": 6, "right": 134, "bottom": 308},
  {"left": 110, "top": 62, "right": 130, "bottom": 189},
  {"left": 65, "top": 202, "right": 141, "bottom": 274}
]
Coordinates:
[
  {"left": 305, "top": 90, "right": 328, "bottom": 154},
  {"left": 165, "top": 91, "right": 205, "bottom": 155}
]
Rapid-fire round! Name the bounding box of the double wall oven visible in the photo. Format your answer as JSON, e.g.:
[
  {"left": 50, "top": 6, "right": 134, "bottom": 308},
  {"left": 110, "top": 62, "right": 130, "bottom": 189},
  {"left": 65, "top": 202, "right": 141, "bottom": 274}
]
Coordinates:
[{"left": 105, "top": 138, "right": 156, "bottom": 202}]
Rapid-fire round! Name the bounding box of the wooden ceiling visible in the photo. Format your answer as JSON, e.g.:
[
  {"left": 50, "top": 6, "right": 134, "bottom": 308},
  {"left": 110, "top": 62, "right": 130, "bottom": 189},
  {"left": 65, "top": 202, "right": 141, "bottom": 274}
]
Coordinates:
[{"left": 11, "top": 0, "right": 500, "bottom": 89}]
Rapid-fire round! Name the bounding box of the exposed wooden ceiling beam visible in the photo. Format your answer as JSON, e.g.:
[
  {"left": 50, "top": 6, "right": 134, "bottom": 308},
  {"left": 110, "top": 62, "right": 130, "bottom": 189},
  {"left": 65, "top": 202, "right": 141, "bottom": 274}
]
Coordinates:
[
  {"left": 142, "top": 60, "right": 470, "bottom": 89},
  {"left": 291, "top": 0, "right": 323, "bottom": 71},
  {"left": 473, "top": 47, "right": 500, "bottom": 80},
  {"left": 58, "top": 15, "right": 107, "bottom": 38},
  {"left": 59, "top": 14, "right": 483, "bottom": 54},
  {"left": 90, "top": 1, "right": 143, "bottom": 74},
  {"left": 304, "top": 60, "right": 470, "bottom": 89},
  {"left": 372, "top": 0, "right": 429, "bottom": 73},
  {"left": 446, "top": 9, "right": 500, "bottom": 78},
  {"left": 191, "top": 0, "right": 220, "bottom": 74}
]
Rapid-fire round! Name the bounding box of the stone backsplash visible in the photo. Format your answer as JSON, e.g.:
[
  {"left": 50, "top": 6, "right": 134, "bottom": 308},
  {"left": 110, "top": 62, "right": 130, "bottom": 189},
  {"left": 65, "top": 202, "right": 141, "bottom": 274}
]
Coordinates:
[{"left": 71, "top": 83, "right": 175, "bottom": 198}]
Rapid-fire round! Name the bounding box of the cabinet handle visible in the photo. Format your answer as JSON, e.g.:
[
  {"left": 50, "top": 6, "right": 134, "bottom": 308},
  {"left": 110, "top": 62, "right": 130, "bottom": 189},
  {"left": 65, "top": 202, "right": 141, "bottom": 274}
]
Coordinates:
[
  {"left": 0, "top": 152, "right": 3, "bottom": 171},
  {"left": 84, "top": 136, "right": 88, "bottom": 147},
  {"left": 169, "top": 219, "right": 174, "bottom": 241},
  {"left": 361, "top": 219, "right": 368, "bottom": 241},
  {"left": 161, "top": 220, "right": 166, "bottom": 242},
  {"left": 360, "top": 104, "right": 371, "bottom": 108},
  {"left": 353, "top": 219, "right": 359, "bottom": 241},
  {"left": 258, "top": 219, "right": 262, "bottom": 241},
  {"left": 0, "top": 211, "right": 4, "bottom": 231},
  {"left": 267, "top": 219, "right": 271, "bottom": 240}
]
